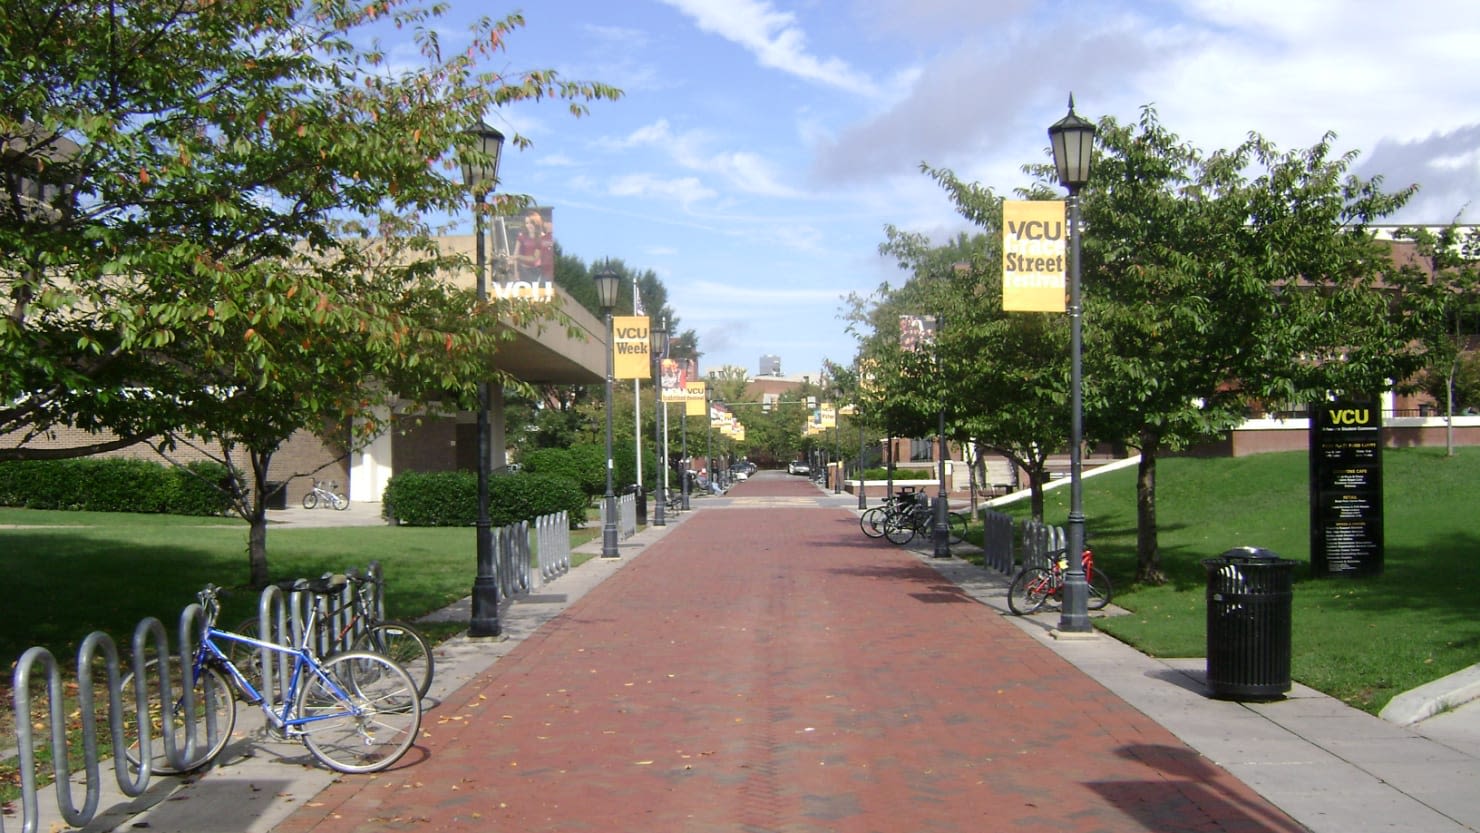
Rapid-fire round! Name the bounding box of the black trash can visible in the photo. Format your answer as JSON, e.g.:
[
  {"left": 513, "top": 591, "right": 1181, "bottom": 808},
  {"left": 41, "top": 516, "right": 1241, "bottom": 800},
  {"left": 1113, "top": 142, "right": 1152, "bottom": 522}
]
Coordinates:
[
  {"left": 1203, "top": 547, "right": 1295, "bottom": 700},
  {"left": 263, "top": 481, "right": 288, "bottom": 511},
  {"left": 631, "top": 484, "right": 647, "bottom": 524}
]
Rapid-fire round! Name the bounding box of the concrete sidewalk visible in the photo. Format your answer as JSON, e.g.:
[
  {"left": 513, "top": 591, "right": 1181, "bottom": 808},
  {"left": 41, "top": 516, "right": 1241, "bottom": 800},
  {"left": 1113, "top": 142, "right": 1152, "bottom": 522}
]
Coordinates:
[{"left": 41, "top": 472, "right": 1480, "bottom": 832}]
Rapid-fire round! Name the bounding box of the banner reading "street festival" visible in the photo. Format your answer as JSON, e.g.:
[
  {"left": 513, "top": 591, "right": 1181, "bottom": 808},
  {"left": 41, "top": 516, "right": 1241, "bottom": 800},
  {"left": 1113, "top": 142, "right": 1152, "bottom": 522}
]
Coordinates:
[{"left": 1001, "top": 200, "right": 1066, "bottom": 312}]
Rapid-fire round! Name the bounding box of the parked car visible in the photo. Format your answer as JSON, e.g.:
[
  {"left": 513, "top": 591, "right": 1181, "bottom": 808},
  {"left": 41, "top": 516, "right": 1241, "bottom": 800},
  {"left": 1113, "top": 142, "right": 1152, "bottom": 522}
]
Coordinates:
[{"left": 787, "top": 460, "right": 810, "bottom": 475}]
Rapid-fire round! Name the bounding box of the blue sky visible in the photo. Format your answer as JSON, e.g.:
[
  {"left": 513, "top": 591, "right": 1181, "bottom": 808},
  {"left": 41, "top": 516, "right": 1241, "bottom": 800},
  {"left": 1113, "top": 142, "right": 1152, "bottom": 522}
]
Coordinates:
[{"left": 375, "top": 0, "right": 1480, "bottom": 379}]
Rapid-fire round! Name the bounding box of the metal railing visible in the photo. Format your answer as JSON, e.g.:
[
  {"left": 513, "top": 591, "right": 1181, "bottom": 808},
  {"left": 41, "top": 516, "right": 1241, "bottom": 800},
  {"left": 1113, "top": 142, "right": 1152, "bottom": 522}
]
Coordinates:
[
  {"left": 536, "top": 510, "right": 571, "bottom": 583},
  {"left": 598, "top": 491, "right": 637, "bottom": 539},
  {"left": 977, "top": 509, "right": 1016, "bottom": 574},
  {"left": 1019, "top": 519, "right": 1067, "bottom": 572}
]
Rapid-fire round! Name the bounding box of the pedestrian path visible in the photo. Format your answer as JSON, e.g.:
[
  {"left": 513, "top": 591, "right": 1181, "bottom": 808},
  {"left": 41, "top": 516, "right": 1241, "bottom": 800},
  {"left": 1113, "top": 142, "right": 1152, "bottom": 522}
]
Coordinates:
[{"left": 49, "top": 471, "right": 1480, "bottom": 832}]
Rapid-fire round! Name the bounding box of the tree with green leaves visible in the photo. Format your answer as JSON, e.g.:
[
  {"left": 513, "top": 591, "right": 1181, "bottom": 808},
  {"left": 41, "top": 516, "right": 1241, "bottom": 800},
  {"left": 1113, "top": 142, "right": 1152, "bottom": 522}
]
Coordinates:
[
  {"left": 1027, "top": 107, "right": 1432, "bottom": 582},
  {"left": 1393, "top": 224, "right": 1480, "bottom": 454},
  {"left": 866, "top": 209, "right": 1073, "bottom": 520},
  {"left": 1, "top": 2, "right": 621, "bottom": 585}
]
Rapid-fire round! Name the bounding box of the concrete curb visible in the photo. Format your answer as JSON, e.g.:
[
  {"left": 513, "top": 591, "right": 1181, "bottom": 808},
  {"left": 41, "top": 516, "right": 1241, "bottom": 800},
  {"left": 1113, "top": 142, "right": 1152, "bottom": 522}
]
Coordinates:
[{"left": 1379, "top": 662, "right": 1480, "bottom": 726}]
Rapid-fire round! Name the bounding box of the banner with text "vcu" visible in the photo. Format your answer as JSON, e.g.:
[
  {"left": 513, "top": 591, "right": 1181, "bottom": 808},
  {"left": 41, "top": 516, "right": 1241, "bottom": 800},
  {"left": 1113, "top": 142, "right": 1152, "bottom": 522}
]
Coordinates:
[
  {"left": 612, "top": 316, "right": 650, "bottom": 380},
  {"left": 1001, "top": 200, "right": 1066, "bottom": 312}
]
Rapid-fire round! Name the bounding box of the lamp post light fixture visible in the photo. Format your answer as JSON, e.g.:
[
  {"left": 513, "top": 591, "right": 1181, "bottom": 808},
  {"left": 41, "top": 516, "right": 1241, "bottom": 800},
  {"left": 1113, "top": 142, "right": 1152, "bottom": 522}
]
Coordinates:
[
  {"left": 595, "top": 269, "right": 622, "bottom": 558},
  {"left": 1048, "top": 94, "right": 1097, "bottom": 634},
  {"left": 652, "top": 318, "right": 670, "bottom": 526},
  {"left": 461, "top": 121, "right": 505, "bottom": 638}
]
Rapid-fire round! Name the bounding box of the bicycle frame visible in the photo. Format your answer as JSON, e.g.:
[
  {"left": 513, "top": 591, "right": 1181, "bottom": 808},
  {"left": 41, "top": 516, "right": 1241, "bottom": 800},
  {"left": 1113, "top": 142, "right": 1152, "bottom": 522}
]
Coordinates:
[{"left": 196, "top": 627, "right": 365, "bottom": 735}]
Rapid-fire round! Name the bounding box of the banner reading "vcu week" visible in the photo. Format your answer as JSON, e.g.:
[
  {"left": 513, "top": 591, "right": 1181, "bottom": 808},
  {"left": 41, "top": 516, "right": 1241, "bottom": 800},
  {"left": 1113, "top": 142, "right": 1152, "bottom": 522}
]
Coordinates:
[{"left": 1001, "top": 200, "right": 1066, "bottom": 312}]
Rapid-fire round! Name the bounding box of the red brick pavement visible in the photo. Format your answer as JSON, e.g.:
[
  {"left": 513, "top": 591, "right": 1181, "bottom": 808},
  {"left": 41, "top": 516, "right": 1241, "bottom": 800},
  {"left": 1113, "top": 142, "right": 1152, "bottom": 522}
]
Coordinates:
[{"left": 276, "top": 476, "right": 1305, "bottom": 833}]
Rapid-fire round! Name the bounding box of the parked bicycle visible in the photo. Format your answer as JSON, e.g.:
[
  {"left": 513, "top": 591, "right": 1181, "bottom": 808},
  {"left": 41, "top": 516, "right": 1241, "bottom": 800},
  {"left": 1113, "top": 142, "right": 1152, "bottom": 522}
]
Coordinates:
[
  {"left": 121, "top": 579, "right": 421, "bottom": 775},
  {"left": 861, "top": 491, "right": 967, "bottom": 546},
  {"left": 302, "top": 479, "right": 348, "bottom": 510},
  {"left": 1007, "top": 548, "right": 1113, "bottom": 615},
  {"left": 230, "top": 567, "right": 435, "bottom": 698}
]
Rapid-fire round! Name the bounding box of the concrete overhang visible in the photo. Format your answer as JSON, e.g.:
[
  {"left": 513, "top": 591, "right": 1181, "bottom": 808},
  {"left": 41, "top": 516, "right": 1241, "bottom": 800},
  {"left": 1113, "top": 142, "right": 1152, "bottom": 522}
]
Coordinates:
[{"left": 438, "top": 235, "right": 604, "bottom": 385}]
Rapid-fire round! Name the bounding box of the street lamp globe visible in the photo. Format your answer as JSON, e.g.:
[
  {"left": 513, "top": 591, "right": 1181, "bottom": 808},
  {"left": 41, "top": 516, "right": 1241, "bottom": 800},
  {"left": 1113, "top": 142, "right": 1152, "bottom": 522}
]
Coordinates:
[
  {"left": 461, "top": 121, "right": 505, "bottom": 194},
  {"left": 594, "top": 269, "right": 620, "bottom": 311},
  {"left": 1048, "top": 95, "right": 1095, "bottom": 193}
]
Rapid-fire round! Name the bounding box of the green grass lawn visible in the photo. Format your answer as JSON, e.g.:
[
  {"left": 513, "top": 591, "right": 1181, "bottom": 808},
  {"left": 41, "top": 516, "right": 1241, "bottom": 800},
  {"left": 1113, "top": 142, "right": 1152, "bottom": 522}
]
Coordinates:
[
  {"left": 0, "top": 509, "right": 600, "bottom": 667},
  {"left": 1003, "top": 445, "right": 1480, "bottom": 713}
]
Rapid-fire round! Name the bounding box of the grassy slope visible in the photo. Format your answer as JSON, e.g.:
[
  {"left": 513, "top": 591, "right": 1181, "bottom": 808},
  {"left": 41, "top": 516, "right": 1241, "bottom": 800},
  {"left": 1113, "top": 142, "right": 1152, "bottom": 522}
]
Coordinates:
[{"left": 1017, "top": 446, "right": 1480, "bottom": 713}]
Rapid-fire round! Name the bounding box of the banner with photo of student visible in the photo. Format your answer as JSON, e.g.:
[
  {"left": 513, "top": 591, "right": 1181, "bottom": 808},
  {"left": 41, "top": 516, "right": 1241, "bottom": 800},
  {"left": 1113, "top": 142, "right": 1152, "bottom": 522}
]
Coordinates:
[
  {"left": 661, "top": 357, "right": 697, "bottom": 403},
  {"left": 489, "top": 206, "right": 555, "bottom": 296},
  {"left": 899, "top": 315, "right": 937, "bottom": 353}
]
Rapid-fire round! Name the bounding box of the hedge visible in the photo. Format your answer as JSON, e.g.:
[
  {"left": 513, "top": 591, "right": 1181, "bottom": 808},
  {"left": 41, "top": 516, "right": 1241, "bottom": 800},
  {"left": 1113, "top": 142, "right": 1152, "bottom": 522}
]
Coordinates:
[
  {"left": 381, "top": 470, "right": 586, "bottom": 528},
  {"left": 0, "top": 458, "right": 234, "bottom": 516}
]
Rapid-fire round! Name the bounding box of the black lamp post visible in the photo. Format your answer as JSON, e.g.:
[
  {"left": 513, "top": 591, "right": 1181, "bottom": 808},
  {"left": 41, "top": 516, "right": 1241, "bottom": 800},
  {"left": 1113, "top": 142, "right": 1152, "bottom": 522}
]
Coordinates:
[
  {"left": 596, "top": 269, "right": 621, "bottom": 558},
  {"left": 930, "top": 314, "right": 951, "bottom": 559},
  {"left": 857, "top": 415, "right": 867, "bottom": 509},
  {"left": 680, "top": 362, "right": 691, "bottom": 511},
  {"left": 462, "top": 121, "right": 505, "bottom": 638},
  {"left": 652, "top": 318, "right": 670, "bottom": 526},
  {"left": 1048, "top": 94, "right": 1097, "bottom": 634},
  {"left": 933, "top": 402, "right": 951, "bottom": 558}
]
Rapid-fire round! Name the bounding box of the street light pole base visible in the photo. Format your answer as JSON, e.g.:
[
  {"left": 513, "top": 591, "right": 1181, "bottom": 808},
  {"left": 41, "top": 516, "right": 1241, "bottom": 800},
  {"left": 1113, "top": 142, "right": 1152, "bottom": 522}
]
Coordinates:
[
  {"left": 468, "top": 576, "right": 501, "bottom": 637},
  {"left": 1050, "top": 627, "right": 1098, "bottom": 641}
]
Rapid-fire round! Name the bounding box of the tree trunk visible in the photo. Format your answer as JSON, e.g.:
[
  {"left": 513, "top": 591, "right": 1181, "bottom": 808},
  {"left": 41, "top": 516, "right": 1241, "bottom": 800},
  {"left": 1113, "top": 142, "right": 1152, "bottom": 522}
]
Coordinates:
[
  {"left": 247, "top": 449, "right": 273, "bottom": 588},
  {"left": 1026, "top": 463, "right": 1047, "bottom": 522},
  {"left": 1135, "top": 429, "right": 1166, "bottom": 584}
]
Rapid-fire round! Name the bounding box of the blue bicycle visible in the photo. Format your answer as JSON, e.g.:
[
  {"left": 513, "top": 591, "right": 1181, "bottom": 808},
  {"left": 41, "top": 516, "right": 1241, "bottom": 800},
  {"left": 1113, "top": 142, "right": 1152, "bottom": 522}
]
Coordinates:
[{"left": 121, "top": 577, "right": 421, "bottom": 774}]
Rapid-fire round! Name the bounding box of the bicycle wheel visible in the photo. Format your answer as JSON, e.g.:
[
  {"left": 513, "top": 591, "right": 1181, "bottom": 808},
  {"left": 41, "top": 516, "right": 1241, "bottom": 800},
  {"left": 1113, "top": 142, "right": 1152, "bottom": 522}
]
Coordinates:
[
  {"left": 121, "top": 658, "right": 237, "bottom": 774},
  {"left": 1007, "top": 568, "right": 1056, "bottom": 616},
  {"left": 947, "top": 512, "right": 969, "bottom": 545},
  {"left": 860, "top": 507, "right": 888, "bottom": 538},
  {"left": 883, "top": 514, "right": 915, "bottom": 545},
  {"left": 353, "top": 622, "right": 435, "bottom": 699},
  {"left": 1086, "top": 566, "right": 1114, "bottom": 610},
  {"left": 302, "top": 491, "right": 318, "bottom": 509},
  {"left": 296, "top": 651, "right": 421, "bottom": 773},
  {"left": 332, "top": 494, "right": 349, "bottom": 511}
]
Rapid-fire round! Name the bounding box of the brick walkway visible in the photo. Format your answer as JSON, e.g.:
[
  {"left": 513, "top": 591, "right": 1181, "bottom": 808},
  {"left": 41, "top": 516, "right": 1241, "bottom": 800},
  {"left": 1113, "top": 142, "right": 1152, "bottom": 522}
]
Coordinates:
[{"left": 276, "top": 476, "right": 1304, "bottom": 833}]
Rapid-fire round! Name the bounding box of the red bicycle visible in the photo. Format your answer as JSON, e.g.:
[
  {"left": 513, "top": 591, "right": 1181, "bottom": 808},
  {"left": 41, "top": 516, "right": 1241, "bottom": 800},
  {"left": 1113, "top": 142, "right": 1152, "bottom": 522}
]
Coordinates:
[{"left": 1007, "top": 548, "right": 1113, "bottom": 615}]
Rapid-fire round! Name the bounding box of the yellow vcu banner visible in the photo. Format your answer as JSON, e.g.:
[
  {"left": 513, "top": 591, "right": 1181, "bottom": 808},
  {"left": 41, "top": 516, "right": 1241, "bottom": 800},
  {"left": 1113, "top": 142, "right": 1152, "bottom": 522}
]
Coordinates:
[
  {"left": 612, "top": 316, "right": 650, "bottom": 380},
  {"left": 1002, "top": 200, "right": 1066, "bottom": 312},
  {"left": 685, "top": 381, "right": 707, "bottom": 417}
]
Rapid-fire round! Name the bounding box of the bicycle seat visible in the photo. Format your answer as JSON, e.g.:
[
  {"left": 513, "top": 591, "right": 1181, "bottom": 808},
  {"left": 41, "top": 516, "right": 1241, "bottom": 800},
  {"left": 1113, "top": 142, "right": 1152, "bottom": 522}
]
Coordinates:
[{"left": 302, "top": 574, "right": 348, "bottom": 595}]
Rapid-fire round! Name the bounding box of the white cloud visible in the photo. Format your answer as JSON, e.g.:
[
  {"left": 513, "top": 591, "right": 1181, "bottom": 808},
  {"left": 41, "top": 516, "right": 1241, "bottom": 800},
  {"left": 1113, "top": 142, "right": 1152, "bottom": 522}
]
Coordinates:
[
  {"left": 608, "top": 173, "right": 718, "bottom": 207},
  {"left": 658, "top": 0, "right": 879, "bottom": 95}
]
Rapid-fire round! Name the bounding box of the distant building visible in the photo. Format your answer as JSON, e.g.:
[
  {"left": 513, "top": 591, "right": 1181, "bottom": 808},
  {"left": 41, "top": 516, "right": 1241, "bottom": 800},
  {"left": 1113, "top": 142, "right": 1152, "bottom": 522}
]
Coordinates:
[{"left": 758, "top": 354, "right": 782, "bottom": 376}]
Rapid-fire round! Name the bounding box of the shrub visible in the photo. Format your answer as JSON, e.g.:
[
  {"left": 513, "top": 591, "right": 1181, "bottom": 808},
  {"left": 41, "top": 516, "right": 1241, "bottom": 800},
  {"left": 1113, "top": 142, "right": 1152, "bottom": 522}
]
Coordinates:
[
  {"left": 382, "top": 470, "right": 585, "bottom": 528},
  {"left": 524, "top": 444, "right": 606, "bottom": 499},
  {"left": 0, "top": 458, "right": 232, "bottom": 516},
  {"left": 861, "top": 467, "right": 937, "bottom": 481}
]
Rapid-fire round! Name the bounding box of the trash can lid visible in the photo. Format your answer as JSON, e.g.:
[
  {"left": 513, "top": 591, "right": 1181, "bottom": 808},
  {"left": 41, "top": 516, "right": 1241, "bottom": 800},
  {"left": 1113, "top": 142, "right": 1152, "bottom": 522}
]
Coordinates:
[{"left": 1220, "top": 546, "right": 1280, "bottom": 561}]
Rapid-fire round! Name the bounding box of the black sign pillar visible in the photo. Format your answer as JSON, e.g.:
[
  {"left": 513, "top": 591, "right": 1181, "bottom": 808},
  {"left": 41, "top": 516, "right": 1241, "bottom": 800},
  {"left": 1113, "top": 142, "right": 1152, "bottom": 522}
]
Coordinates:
[{"left": 1309, "top": 401, "right": 1384, "bottom": 577}]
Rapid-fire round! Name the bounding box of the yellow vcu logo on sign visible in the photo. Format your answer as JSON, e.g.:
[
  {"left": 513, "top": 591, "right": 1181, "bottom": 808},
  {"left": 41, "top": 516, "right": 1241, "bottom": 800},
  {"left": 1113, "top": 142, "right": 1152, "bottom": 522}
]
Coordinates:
[{"left": 1327, "top": 406, "right": 1373, "bottom": 425}]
